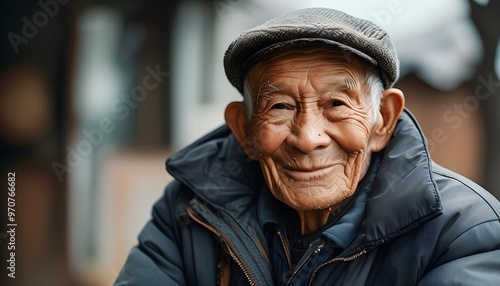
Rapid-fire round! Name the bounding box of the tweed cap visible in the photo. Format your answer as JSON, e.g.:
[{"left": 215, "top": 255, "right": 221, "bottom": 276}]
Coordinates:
[{"left": 224, "top": 8, "right": 400, "bottom": 94}]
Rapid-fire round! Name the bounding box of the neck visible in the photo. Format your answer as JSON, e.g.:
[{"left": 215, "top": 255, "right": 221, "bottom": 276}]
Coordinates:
[{"left": 296, "top": 207, "right": 336, "bottom": 235}]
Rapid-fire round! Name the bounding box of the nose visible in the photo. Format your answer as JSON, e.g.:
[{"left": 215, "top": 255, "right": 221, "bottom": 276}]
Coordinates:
[{"left": 288, "top": 113, "right": 331, "bottom": 154}]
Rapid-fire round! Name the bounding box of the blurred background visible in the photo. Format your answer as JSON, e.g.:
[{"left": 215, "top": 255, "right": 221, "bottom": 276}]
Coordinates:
[{"left": 0, "top": 0, "right": 499, "bottom": 285}]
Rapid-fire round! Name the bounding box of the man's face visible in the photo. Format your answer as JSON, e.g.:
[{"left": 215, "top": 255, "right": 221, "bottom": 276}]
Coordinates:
[{"left": 245, "top": 49, "right": 381, "bottom": 211}]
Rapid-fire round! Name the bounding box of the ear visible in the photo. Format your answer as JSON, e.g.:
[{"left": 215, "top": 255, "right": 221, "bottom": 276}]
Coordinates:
[
  {"left": 369, "top": 88, "right": 405, "bottom": 152},
  {"left": 225, "top": 101, "right": 258, "bottom": 160}
]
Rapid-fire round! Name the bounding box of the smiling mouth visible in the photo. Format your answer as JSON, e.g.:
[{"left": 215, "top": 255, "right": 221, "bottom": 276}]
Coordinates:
[{"left": 281, "top": 164, "right": 339, "bottom": 180}]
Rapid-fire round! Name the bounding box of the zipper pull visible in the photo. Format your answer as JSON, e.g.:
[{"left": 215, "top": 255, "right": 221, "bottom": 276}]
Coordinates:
[{"left": 314, "top": 243, "right": 324, "bottom": 254}]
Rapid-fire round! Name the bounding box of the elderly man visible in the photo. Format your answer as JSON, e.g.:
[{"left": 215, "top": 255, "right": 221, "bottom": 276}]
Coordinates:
[{"left": 115, "top": 8, "right": 500, "bottom": 285}]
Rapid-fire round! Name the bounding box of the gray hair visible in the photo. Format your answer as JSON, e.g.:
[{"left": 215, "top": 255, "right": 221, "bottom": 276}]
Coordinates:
[{"left": 243, "top": 63, "right": 384, "bottom": 124}]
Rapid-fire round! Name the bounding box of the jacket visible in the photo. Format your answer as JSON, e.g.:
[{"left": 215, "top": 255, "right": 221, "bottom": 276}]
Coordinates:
[{"left": 115, "top": 109, "right": 500, "bottom": 285}]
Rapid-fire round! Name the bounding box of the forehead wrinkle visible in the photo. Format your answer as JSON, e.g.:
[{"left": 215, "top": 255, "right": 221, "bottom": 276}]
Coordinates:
[
  {"left": 247, "top": 47, "right": 367, "bottom": 102},
  {"left": 308, "top": 70, "right": 361, "bottom": 99}
]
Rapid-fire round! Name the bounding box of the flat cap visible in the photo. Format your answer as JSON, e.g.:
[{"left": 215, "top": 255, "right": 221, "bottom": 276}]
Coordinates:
[{"left": 224, "top": 7, "right": 400, "bottom": 94}]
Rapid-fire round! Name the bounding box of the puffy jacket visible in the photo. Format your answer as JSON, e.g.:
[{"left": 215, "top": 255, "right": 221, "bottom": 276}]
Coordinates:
[{"left": 115, "top": 110, "right": 500, "bottom": 285}]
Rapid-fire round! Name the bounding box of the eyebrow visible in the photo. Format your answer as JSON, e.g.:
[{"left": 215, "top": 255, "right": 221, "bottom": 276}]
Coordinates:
[
  {"left": 255, "top": 80, "right": 281, "bottom": 104},
  {"left": 253, "top": 75, "right": 361, "bottom": 104},
  {"left": 344, "top": 77, "right": 359, "bottom": 90}
]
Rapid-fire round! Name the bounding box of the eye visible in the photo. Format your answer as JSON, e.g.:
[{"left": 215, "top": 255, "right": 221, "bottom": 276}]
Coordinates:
[
  {"left": 331, "top": 100, "right": 344, "bottom": 107},
  {"left": 271, "top": 103, "right": 288, "bottom": 109}
]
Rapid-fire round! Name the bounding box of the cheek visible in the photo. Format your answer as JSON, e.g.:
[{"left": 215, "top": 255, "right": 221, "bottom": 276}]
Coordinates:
[
  {"left": 331, "top": 122, "right": 370, "bottom": 153},
  {"left": 251, "top": 122, "right": 289, "bottom": 155},
  {"left": 325, "top": 109, "right": 372, "bottom": 153}
]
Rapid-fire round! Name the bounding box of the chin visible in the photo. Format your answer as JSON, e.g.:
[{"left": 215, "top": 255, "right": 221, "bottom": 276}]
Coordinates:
[{"left": 278, "top": 187, "right": 355, "bottom": 211}]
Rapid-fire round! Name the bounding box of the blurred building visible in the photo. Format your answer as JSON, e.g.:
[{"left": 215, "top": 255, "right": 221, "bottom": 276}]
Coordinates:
[{"left": 0, "top": 0, "right": 498, "bottom": 285}]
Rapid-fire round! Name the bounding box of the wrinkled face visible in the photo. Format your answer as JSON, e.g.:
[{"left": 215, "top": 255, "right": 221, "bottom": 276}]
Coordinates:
[{"left": 245, "top": 49, "right": 381, "bottom": 211}]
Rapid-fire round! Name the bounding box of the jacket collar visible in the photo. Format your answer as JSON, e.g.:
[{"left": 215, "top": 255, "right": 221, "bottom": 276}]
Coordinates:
[
  {"left": 347, "top": 109, "right": 442, "bottom": 251},
  {"left": 166, "top": 124, "right": 266, "bottom": 220}
]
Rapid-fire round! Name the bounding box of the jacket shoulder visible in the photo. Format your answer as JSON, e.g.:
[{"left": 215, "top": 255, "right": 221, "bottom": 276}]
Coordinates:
[
  {"left": 432, "top": 162, "right": 500, "bottom": 221},
  {"left": 425, "top": 163, "right": 500, "bottom": 271},
  {"left": 414, "top": 163, "right": 500, "bottom": 285}
]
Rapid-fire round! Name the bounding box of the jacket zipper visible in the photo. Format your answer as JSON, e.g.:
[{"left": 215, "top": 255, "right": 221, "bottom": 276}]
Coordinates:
[
  {"left": 307, "top": 248, "right": 369, "bottom": 286},
  {"left": 276, "top": 228, "right": 292, "bottom": 272},
  {"left": 187, "top": 208, "right": 256, "bottom": 286},
  {"left": 285, "top": 243, "right": 324, "bottom": 286}
]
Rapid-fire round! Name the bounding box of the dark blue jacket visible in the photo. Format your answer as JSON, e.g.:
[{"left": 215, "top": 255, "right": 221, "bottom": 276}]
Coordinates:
[{"left": 115, "top": 110, "right": 500, "bottom": 285}]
